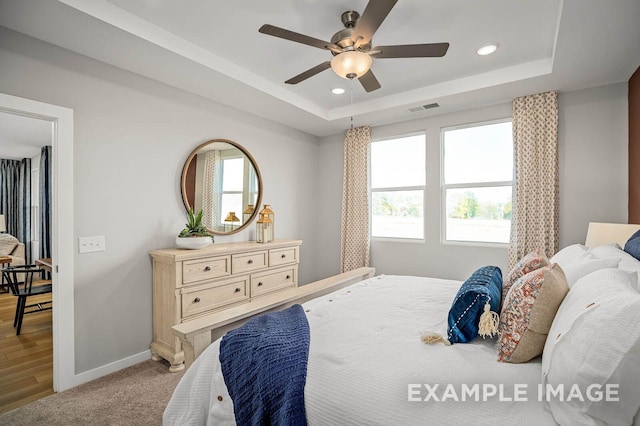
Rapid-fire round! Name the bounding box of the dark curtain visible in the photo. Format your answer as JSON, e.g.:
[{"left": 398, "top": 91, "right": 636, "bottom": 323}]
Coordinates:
[
  {"left": 0, "top": 158, "right": 31, "bottom": 263},
  {"left": 39, "top": 146, "right": 52, "bottom": 260}
]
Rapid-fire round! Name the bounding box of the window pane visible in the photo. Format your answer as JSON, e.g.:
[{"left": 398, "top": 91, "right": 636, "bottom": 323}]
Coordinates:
[
  {"left": 443, "top": 121, "right": 513, "bottom": 184},
  {"left": 220, "top": 194, "right": 242, "bottom": 226},
  {"left": 372, "top": 190, "right": 424, "bottom": 239},
  {"left": 371, "top": 134, "right": 425, "bottom": 188},
  {"left": 222, "top": 158, "right": 244, "bottom": 191},
  {"left": 445, "top": 186, "right": 512, "bottom": 243}
]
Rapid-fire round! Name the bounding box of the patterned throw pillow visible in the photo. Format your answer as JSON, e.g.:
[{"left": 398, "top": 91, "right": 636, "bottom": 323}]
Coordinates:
[
  {"left": 497, "top": 263, "right": 569, "bottom": 363},
  {"left": 447, "top": 266, "right": 502, "bottom": 344},
  {"left": 502, "top": 249, "right": 549, "bottom": 303}
]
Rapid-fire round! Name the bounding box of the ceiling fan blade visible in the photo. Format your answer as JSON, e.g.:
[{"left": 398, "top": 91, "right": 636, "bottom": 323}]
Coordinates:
[
  {"left": 285, "top": 61, "right": 332, "bottom": 85},
  {"left": 352, "top": 0, "right": 398, "bottom": 45},
  {"left": 259, "top": 24, "right": 340, "bottom": 51},
  {"left": 358, "top": 69, "right": 381, "bottom": 92},
  {"left": 371, "top": 43, "right": 449, "bottom": 58}
]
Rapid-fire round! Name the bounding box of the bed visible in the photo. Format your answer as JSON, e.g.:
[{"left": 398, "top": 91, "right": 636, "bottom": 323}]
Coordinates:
[{"left": 164, "top": 223, "right": 640, "bottom": 425}]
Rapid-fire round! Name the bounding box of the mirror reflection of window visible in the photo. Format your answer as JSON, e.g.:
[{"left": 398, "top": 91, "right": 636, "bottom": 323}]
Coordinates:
[
  {"left": 222, "top": 157, "right": 243, "bottom": 191},
  {"left": 219, "top": 157, "right": 243, "bottom": 229}
]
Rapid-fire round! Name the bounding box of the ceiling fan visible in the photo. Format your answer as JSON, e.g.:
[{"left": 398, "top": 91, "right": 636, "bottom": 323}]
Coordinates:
[{"left": 258, "top": 0, "right": 449, "bottom": 92}]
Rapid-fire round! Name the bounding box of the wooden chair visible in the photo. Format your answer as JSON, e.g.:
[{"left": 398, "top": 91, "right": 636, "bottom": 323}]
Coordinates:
[{"left": 1, "top": 265, "right": 52, "bottom": 335}]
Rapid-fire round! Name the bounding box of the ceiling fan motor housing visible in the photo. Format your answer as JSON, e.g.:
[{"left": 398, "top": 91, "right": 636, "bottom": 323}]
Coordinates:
[
  {"left": 331, "top": 11, "right": 371, "bottom": 55},
  {"left": 341, "top": 10, "right": 359, "bottom": 28}
]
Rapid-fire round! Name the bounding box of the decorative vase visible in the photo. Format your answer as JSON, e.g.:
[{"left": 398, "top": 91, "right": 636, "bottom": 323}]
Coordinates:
[{"left": 175, "top": 236, "right": 212, "bottom": 250}]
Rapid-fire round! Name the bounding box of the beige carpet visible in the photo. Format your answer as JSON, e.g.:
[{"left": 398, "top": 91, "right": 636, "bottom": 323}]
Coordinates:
[{"left": 0, "top": 359, "right": 184, "bottom": 425}]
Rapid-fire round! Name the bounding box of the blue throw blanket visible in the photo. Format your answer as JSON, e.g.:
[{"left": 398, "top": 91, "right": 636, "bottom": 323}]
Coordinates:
[{"left": 220, "top": 304, "right": 310, "bottom": 426}]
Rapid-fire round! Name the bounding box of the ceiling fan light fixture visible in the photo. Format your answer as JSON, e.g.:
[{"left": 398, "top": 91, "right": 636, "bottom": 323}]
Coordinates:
[
  {"left": 330, "top": 51, "right": 372, "bottom": 79},
  {"left": 476, "top": 43, "right": 499, "bottom": 56}
]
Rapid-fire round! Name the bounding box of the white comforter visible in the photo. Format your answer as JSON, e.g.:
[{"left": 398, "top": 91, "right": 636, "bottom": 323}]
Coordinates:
[{"left": 164, "top": 275, "right": 556, "bottom": 425}]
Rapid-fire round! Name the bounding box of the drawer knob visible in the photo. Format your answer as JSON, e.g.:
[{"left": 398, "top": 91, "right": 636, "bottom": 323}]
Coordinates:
[
  {"left": 257, "top": 282, "right": 263, "bottom": 286},
  {"left": 204, "top": 266, "right": 211, "bottom": 272},
  {"left": 194, "top": 297, "right": 201, "bottom": 303},
  {"left": 281, "top": 254, "right": 286, "bottom": 259},
  {"left": 235, "top": 288, "right": 241, "bottom": 293},
  {"left": 286, "top": 275, "right": 291, "bottom": 279},
  {"left": 248, "top": 259, "right": 253, "bottom": 264}
]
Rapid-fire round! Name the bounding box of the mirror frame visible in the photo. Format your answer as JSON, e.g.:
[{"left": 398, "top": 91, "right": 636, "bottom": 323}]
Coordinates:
[{"left": 180, "top": 139, "right": 263, "bottom": 236}]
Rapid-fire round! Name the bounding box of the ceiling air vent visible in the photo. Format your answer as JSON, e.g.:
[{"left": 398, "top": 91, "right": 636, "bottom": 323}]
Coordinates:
[{"left": 409, "top": 103, "right": 440, "bottom": 112}]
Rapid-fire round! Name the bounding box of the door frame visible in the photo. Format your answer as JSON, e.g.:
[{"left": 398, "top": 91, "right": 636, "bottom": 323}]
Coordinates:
[{"left": 0, "top": 93, "right": 75, "bottom": 391}]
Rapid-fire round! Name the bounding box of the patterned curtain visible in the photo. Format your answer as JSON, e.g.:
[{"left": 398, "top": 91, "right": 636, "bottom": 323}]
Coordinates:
[
  {"left": 202, "top": 150, "right": 221, "bottom": 230},
  {"left": 39, "top": 146, "right": 52, "bottom": 259},
  {"left": 340, "top": 126, "right": 371, "bottom": 273},
  {"left": 508, "top": 91, "right": 559, "bottom": 268},
  {"left": 0, "top": 158, "right": 31, "bottom": 263}
]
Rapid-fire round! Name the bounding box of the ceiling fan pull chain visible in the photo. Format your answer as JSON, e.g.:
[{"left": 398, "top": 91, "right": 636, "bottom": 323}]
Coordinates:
[{"left": 350, "top": 77, "right": 354, "bottom": 129}]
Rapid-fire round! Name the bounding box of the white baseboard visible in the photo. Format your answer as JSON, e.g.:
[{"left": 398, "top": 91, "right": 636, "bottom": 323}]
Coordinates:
[{"left": 65, "top": 349, "right": 152, "bottom": 391}]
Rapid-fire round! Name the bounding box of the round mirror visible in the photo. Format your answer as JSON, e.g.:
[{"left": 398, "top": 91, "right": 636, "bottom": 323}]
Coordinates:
[{"left": 181, "top": 139, "right": 263, "bottom": 235}]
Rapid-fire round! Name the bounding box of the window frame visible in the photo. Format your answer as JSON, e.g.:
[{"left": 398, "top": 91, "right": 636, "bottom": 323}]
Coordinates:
[
  {"left": 440, "top": 117, "right": 513, "bottom": 247},
  {"left": 369, "top": 131, "right": 427, "bottom": 242}
]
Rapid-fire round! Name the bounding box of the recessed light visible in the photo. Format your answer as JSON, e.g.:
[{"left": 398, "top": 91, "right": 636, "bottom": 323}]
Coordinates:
[
  {"left": 331, "top": 88, "right": 346, "bottom": 95},
  {"left": 476, "top": 43, "right": 499, "bottom": 56}
]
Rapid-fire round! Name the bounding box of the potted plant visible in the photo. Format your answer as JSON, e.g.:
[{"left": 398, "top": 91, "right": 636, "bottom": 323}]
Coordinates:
[{"left": 176, "top": 208, "right": 213, "bottom": 249}]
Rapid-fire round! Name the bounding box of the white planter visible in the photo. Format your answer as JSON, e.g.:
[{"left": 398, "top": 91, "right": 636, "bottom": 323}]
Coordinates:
[{"left": 175, "top": 236, "right": 212, "bottom": 250}]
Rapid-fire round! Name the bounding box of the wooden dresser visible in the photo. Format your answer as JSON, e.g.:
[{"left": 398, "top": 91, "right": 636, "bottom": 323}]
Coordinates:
[{"left": 149, "top": 239, "right": 302, "bottom": 371}]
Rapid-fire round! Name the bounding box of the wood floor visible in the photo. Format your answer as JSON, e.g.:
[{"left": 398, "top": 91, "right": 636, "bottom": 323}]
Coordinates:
[{"left": 0, "top": 289, "right": 54, "bottom": 414}]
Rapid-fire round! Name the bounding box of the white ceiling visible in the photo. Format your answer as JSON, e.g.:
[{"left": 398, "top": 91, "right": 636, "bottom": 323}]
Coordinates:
[
  {"left": 0, "top": 111, "right": 51, "bottom": 160},
  {"left": 0, "top": 0, "right": 638, "bottom": 137}
]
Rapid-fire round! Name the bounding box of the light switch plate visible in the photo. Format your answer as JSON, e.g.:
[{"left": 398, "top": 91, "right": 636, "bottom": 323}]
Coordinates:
[{"left": 78, "top": 236, "right": 106, "bottom": 253}]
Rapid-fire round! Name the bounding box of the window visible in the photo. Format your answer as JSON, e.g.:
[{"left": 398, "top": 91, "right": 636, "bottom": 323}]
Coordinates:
[
  {"left": 442, "top": 120, "right": 513, "bottom": 244},
  {"left": 370, "top": 134, "right": 426, "bottom": 239}
]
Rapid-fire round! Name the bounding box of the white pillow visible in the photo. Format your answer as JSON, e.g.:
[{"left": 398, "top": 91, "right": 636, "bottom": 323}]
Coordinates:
[
  {"left": 562, "top": 257, "right": 620, "bottom": 288},
  {"left": 549, "top": 243, "right": 589, "bottom": 268},
  {"left": 551, "top": 245, "right": 620, "bottom": 287},
  {"left": 541, "top": 268, "right": 640, "bottom": 426},
  {"left": 591, "top": 244, "right": 640, "bottom": 280}
]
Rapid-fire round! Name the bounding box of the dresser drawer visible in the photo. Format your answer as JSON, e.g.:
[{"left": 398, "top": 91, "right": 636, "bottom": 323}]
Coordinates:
[
  {"left": 251, "top": 266, "right": 297, "bottom": 297},
  {"left": 232, "top": 251, "right": 268, "bottom": 274},
  {"left": 183, "top": 256, "right": 231, "bottom": 284},
  {"left": 181, "top": 276, "right": 249, "bottom": 318},
  {"left": 269, "top": 247, "right": 298, "bottom": 267}
]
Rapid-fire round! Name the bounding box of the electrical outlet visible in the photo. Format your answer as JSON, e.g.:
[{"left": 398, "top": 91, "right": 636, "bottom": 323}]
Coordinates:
[{"left": 78, "top": 236, "right": 106, "bottom": 254}]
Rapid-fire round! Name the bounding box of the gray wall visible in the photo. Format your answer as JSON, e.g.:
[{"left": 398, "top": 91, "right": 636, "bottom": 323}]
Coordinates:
[
  {"left": 318, "top": 83, "right": 629, "bottom": 281},
  {"left": 558, "top": 83, "right": 629, "bottom": 245},
  {"left": 0, "top": 27, "right": 322, "bottom": 373}
]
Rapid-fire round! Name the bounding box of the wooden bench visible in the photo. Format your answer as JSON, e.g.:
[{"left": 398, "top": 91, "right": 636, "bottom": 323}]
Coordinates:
[{"left": 172, "top": 266, "right": 375, "bottom": 369}]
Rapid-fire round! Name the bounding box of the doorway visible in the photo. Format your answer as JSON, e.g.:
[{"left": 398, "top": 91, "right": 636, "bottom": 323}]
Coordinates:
[
  {"left": 0, "top": 93, "right": 75, "bottom": 404},
  {"left": 0, "top": 110, "right": 53, "bottom": 412}
]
